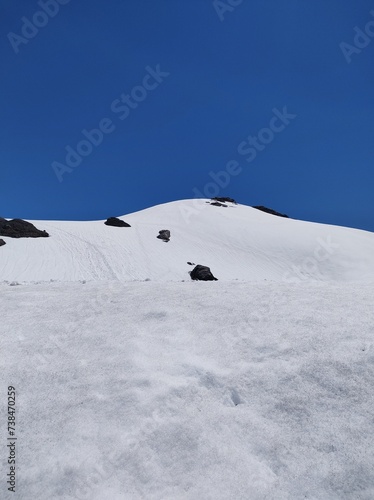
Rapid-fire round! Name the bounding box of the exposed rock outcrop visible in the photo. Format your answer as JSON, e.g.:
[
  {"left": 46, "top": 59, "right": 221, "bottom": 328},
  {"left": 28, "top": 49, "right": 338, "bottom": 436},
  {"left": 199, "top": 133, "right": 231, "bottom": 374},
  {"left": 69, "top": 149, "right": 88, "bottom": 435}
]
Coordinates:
[
  {"left": 212, "top": 197, "right": 237, "bottom": 204},
  {"left": 210, "top": 201, "right": 228, "bottom": 207},
  {"left": 104, "top": 217, "right": 131, "bottom": 227},
  {"left": 189, "top": 265, "right": 218, "bottom": 281},
  {"left": 0, "top": 239, "right": 6, "bottom": 247},
  {"left": 253, "top": 206, "right": 289, "bottom": 218},
  {"left": 0, "top": 218, "right": 49, "bottom": 238},
  {"left": 157, "top": 230, "right": 170, "bottom": 242}
]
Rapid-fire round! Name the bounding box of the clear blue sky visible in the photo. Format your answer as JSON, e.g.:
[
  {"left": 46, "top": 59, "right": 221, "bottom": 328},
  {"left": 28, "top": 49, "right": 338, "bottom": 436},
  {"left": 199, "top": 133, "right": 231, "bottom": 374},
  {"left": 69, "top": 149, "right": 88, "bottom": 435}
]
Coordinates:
[{"left": 1, "top": 0, "right": 373, "bottom": 231}]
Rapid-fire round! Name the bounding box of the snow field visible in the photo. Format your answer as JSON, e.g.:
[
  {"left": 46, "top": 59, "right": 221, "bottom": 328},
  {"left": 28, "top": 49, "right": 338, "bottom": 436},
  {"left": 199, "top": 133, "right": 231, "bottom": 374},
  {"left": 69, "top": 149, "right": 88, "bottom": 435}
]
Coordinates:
[{"left": 1, "top": 280, "right": 374, "bottom": 499}]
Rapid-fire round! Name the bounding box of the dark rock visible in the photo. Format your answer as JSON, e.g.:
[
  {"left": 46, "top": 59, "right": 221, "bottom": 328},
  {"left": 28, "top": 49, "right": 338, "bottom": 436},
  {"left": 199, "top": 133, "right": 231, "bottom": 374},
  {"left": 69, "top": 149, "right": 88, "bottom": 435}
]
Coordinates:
[
  {"left": 210, "top": 202, "right": 227, "bottom": 207},
  {"left": 157, "top": 230, "right": 170, "bottom": 242},
  {"left": 253, "top": 206, "right": 289, "bottom": 218},
  {"left": 0, "top": 218, "right": 49, "bottom": 238},
  {"left": 0, "top": 239, "right": 6, "bottom": 247},
  {"left": 104, "top": 217, "right": 131, "bottom": 227},
  {"left": 189, "top": 265, "right": 218, "bottom": 281},
  {"left": 187, "top": 262, "right": 195, "bottom": 266},
  {"left": 212, "top": 197, "right": 237, "bottom": 204}
]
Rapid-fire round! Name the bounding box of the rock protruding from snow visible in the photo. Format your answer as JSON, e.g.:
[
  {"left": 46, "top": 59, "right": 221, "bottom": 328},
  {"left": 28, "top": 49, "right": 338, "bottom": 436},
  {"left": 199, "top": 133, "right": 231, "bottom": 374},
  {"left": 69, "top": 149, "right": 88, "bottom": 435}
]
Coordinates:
[
  {"left": 0, "top": 239, "right": 6, "bottom": 246},
  {"left": 253, "top": 206, "right": 289, "bottom": 218},
  {"left": 190, "top": 265, "right": 218, "bottom": 281},
  {"left": 212, "top": 197, "right": 237, "bottom": 204},
  {"left": 210, "top": 201, "right": 228, "bottom": 207},
  {"left": 157, "top": 230, "right": 170, "bottom": 242},
  {"left": 104, "top": 217, "right": 131, "bottom": 227},
  {"left": 0, "top": 218, "right": 49, "bottom": 238}
]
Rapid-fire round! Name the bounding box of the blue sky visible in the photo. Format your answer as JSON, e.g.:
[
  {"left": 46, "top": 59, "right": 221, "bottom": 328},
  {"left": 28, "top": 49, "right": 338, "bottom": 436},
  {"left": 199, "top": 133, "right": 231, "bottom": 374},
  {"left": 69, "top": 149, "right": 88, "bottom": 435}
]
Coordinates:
[{"left": 1, "top": 0, "right": 373, "bottom": 231}]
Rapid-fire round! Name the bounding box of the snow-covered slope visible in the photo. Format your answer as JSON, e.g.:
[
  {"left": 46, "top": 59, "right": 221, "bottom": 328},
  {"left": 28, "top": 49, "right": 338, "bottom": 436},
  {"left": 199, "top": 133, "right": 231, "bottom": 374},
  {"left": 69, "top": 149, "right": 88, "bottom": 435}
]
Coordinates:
[
  {"left": 1, "top": 199, "right": 374, "bottom": 283},
  {"left": 1, "top": 200, "right": 374, "bottom": 499},
  {"left": 2, "top": 280, "right": 374, "bottom": 499}
]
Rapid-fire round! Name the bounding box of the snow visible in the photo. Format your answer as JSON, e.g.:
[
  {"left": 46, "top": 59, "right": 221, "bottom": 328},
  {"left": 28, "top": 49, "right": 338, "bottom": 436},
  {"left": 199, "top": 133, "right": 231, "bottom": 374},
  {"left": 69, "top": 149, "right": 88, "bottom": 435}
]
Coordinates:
[
  {"left": 1, "top": 199, "right": 374, "bottom": 283},
  {"left": 1, "top": 200, "right": 374, "bottom": 499}
]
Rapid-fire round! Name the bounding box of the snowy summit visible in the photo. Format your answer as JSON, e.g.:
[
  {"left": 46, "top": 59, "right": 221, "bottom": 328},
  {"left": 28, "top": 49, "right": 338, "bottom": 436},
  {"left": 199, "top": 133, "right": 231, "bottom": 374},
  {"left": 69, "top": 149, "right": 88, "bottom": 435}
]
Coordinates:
[{"left": 1, "top": 198, "right": 374, "bottom": 283}]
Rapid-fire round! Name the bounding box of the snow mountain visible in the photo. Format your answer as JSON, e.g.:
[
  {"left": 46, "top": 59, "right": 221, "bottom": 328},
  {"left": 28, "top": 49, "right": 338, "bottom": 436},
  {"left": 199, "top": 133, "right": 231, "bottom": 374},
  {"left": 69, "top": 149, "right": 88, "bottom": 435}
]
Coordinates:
[
  {"left": 1, "top": 199, "right": 374, "bottom": 500},
  {"left": 1, "top": 198, "right": 374, "bottom": 283}
]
